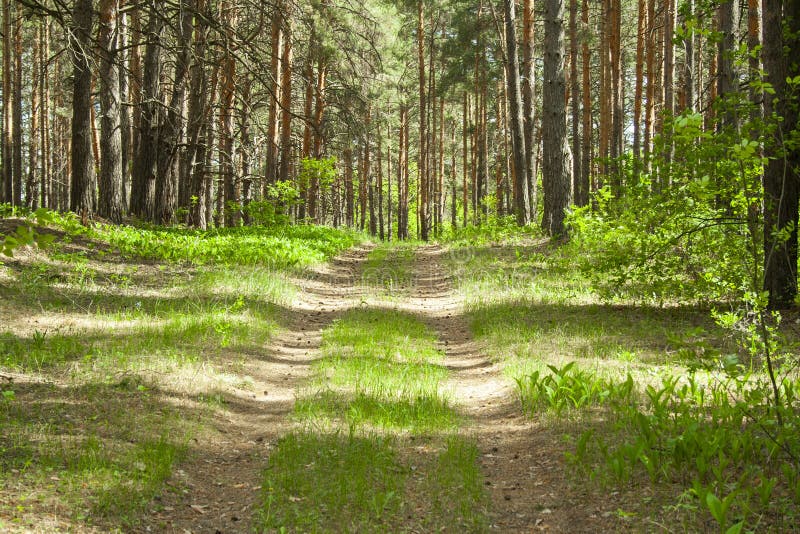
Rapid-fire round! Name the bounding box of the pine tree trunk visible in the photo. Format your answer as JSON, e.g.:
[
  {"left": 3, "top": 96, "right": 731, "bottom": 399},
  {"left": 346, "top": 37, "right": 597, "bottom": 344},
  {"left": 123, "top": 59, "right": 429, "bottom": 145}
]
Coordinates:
[
  {"left": 579, "top": 0, "right": 591, "bottom": 205},
  {"left": 345, "top": 142, "right": 354, "bottom": 227},
  {"left": 278, "top": 14, "right": 293, "bottom": 185},
  {"left": 131, "top": 6, "right": 164, "bottom": 220},
  {"left": 186, "top": 0, "right": 209, "bottom": 229},
  {"left": 522, "top": 0, "right": 538, "bottom": 222},
  {"left": 633, "top": 0, "right": 646, "bottom": 166},
  {"left": 569, "top": 0, "right": 584, "bottom": 206},
  {"left": 763, "top": 0, "right": 800, "bottom": 308},
  {"left": 542, "top": 0, "right": 572, "bottom": 236},
  {"left": 378, "top": 132, "right": 385, "bottom": 240},
  {"left": 11, "top": 2, "right": 22, "bottom": 206},
  {"left": 418, "top": 0, "right": 429, "bottom": 240},
  {"left": 27, "top": 20, "right": 41, "bottom": 209},
  {"left": 504, "top": 0, "right": 530, "bottom": 225},
  {"left": 1, "top": 0, "right": 10, "bottom": 204},
  {"left": 265, "top": 5, "right": 283, "bottom": 191},
  {"left": 98, "top": 0, "right": 124, "bottom": 223},
  {"left": 462, "top": 92, "right": 469, "bottom": 227},
  {"left": 220, "top": 1, "right": 238, "bottom": 227},
  {"left": 70, "top": 0, "right": 97, "bottom": 217}
]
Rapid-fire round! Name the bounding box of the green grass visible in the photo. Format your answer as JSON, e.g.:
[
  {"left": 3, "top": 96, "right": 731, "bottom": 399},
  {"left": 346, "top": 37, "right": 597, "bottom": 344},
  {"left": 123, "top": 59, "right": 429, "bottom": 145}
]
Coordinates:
[
  {"left": 0, "top": 381, "right": 192, "bottom": 527},
  {"left": 424, "top": 436, "right": 488, "bottom": 532},
  {"left": 258, "top": 431, "right": 487, "bottom": 533},
  {"left": 443, "top": 239, "right": 800, "bottom": 531},
  {"left": 363, "top": 242, "right": 416, "bottom": 294},
  {"left": 296, "top": 308, "right": 458, "bottom": 433},
  {"left": 0, "top": 216, "right": 363, "bottom": 529},
  {"left": 49, "top": 212, "right": 360, "bottom": 268},
  {"left": 260, "top": 431, "right": 405, "bottom": 532}
]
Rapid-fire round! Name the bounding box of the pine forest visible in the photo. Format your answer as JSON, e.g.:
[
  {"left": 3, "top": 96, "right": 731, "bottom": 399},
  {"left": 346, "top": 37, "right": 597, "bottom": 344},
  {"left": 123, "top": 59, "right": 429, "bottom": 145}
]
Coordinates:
[{"left": 1, "top": 0, "right": 800, "bottom": 531}]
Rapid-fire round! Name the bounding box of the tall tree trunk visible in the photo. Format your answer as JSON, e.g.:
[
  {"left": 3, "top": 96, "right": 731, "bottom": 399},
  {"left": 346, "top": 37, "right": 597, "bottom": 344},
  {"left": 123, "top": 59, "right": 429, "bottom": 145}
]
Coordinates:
[
  {"left": 522, "top": 0, "right": 538, "bottom": 222},
  {"left": 1, "top": 0, "right": 11, "bottom": 204},
  {"left": 644, "top": 0, "right": 656, "bottom": 171},
  {"left": 398, "top": 105, "right": 408, "bottom": 240},
  {"left": 154, "top": 0, "right": 192, "bottom": 224},
  {"left": 569, "top": 0, "right": 583, "bottom": 206},
  {"left": 264, "top": 5, "right": 283, "bottom": 191},
  {"left": 40, "top": 19, "right": 50, "bottom": 208},
  {"left": 278, "top": 13, "right": 293, "bottom": 185},
  {"left": 387, "top": 124, "right": 392, "bottom": 240},
  {"left": 542, "top": 0, "right": 572, "bottom": 236},
  {"left": 462, "top": 92, "right": 469, "bottom": 227},
  {"left": 717, "top": 0, "right": 738, "bottom": 130},
  {"left": 98, "top": 0, "right": 124, "bottom": 223},
  {"left": 633, "top": 0, "right": 646, "bottom": 166},
  {"left": 418, "top": 0, "right": 429, "bottom": 240},
  {"left": 220, "top": 0, "right": 238, "bottom": 226},
  {"left": 504, "top": 0, "right": 530, "bottom": 225},
  {"left": 378, "top": 132, "right": 384, "bottom": 240},
  {"left": 12, "top": 2, "right": 21, "bottom": 206},
  {"left": 27, "top": 19, "right": 41, "bottom": 209},
  {"left": 763, "top": 0, "right": 800, "bottom": 308},
  {"left": 344, "top": 141, "right": 354, "bottom": 227},
  {"left": 70, "top": 0, "right": 97, "bottom": 217},
  {"left": 662, "top": 0, "right": 675, "bottom": 186},
  {"left": 186, "top": 0, "right": 209, "bottom": 229},
  {"left": 578, "top": 0, "right": 591, "bottom": 206},
  {"left": 118, "top": 5, "right": 130, "bottom": 210},
  {"left": 609, "top": 0, "right": 623, "bottom": 191},
  {"left": 131, "top": 6, "right": 164, "bottom": 220},
  {"left": 682, "top": 0, "right": 695, "bottom": 111}
]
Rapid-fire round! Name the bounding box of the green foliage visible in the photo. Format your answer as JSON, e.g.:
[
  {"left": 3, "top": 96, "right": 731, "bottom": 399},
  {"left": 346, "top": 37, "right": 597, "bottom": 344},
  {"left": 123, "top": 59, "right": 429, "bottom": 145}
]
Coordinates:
[
  {"left": 444, "top": 214, "right": 539, "bottom": 247},
  {"left": 42, "top": 211, "right": 360, "bottom": 268},
  {"left": 514, "top": 362, "right": 634, "bottom": 417},
  {"left": 297, "top": 309, "right": 458, "bottom": 433},
  {"left": 0, "top": 205, "right": 56, "bottom": 256},
  {"left": 565, "top": 370, "right": 800, "bottom": 529},
  {"left": 424, "top": 437, "right": 488, "bottom": 531},
  {"left": 565, "top": 109, "right": 763, "bottom": 303}
]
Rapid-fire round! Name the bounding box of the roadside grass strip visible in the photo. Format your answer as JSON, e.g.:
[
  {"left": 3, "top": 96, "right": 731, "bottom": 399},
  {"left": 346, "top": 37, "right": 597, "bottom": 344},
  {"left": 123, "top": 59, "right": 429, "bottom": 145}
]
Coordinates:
[{"left": 446, "top": 241, "right": 800, "bottom": 532}]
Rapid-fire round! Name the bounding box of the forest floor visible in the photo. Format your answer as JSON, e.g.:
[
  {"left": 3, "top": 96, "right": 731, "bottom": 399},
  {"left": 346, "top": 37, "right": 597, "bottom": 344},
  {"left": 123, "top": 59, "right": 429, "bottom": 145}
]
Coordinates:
[
  {"left": 4, "top": 222, "right": 797, "bottom": 532},
  {"left": 127, "top": 242, "right": 624, "bottom": 533}
]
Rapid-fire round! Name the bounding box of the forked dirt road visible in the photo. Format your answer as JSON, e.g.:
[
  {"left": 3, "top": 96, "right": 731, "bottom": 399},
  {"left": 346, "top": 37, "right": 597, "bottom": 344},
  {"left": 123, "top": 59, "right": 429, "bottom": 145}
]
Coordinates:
[{"left": 139, "top": 244, "right": 612, "bottom": 533}]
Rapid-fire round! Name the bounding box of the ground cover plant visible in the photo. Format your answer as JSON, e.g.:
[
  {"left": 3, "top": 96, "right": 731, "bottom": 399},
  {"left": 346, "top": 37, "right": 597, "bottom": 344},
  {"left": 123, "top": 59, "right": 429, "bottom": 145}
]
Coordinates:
[
  {"left": 0, "top": 216, "right": 358, "bottom": 530},
  {"left": 446, "top": 233, "right": 800, "bottom": 531}
]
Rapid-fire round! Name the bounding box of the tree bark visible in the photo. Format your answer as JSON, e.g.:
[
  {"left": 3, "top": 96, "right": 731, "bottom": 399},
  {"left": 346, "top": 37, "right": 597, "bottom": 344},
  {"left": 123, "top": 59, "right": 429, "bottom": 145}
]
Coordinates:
[
  {"left": 12, "top": 2, "right": 22, "bottom": 206},
  {"left": 70, "top": 0, "right": 97, "bottom": 217},
  {"left": 579, "top": 0, "right": 591, "bottom": 205},
  {"left": 418, "top": 0, "right": 429, "bottom": 240},
  {"left": 542, "top": 0, "right": 572, "bottom": 236},
  {"left": 504, "top": 0, "right": 530, "bottom": 225},
  {"left": 1, "top": 0, "right": 11, "bottom": 204},
  {"left": 522, "top": 0, "right": 538, "bottom": 222},
  {"left": 569, "top": 0, "right": 584, "bottom": 206},
  {"left": 131, "top": 5, "right": 164, "bottom": 220},
  {"left": 763, "top": 0, "right": 800, "bottom": 308},
  {"left": 98, "top": 0, "right": 124, "bottom": 223},
  {"left": 278, "top": 12, "right": 293, "bottom": 185}
]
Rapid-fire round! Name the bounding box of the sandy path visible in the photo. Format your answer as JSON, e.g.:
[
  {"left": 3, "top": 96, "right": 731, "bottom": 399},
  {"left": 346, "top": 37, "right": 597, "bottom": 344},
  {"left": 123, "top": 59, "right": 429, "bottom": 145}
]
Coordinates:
[
  {"left": 136, "top": 245, "right": 372, "bottom": 533},
  {"left": 406, "top": 245, "right": 607, "bottom": 533}
]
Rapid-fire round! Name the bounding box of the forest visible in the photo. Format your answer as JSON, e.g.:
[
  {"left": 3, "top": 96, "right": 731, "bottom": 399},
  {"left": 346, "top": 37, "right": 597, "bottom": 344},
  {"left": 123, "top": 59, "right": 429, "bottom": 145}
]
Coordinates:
[{"left": 0, "top": 0, "right": 799, "bottom": 531}]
